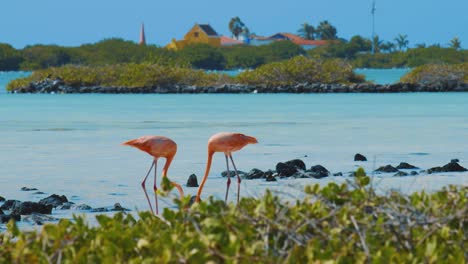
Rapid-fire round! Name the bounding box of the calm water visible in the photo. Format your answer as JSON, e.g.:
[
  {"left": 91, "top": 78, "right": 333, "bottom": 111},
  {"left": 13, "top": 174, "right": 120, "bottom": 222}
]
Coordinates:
[
  {"left": 210, "top": 68, "right": 411, "bottom": 84},
  {"left": 0, "top": 71, "right": 467, "bottom": 221}
]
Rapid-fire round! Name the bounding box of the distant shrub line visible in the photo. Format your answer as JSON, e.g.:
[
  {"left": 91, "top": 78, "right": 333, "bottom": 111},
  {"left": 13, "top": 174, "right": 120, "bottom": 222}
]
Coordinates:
[
  {"left": 1, "top": 38, "right": 466, "bottom": 72},
  {"left": 7, "top": 57, "right": 364, "bottom": 91}
]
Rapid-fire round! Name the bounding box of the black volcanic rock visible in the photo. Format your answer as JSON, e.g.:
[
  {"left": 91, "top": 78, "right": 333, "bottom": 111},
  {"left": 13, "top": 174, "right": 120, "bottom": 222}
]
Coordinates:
[
  {"left": 0, "top": 200, "right": 21, "bottom": 210},
  {"left": 276, "top": 159, "right": 306, "bottom": 177},
  {"left": 187, "top": 174, "right": 199, "bottom": 187},
  {"left": 394, "top": 171, "right": 409, "bottom": 177},
  {"left": 375, "top": 165, "right": 399, "bottom": 173},
  {"left": 308, "top": 165, "right": 330, "bottom": 178},
  {"left": 0, "top": 214, "right": 21, "bottom": 224},
  {"left": 246, "top": 168, "right": 265, "bottom": 179},
  {"left": 428, "top": 161, "right": 467, "bottom": 174},
  {"left": 21, "top": 187, "right": 38, "bottom": 191},
  {"left": 221, "top": 170, "right": 246, "bottom": 178},
  {"left": 11, "top": 202, "right": 52, "bottom": 215},
  {"left": 396, "top": 162, "right": 419, "bottom": 169},
  {"left": 354, "top": 153, "right": 367, "bottom": 161},
  {"left": 39, "top": 194, "right": 68, "bottom": 208},
  {"left": 0, "top": 196, "right": 5, "bottom": 202}
]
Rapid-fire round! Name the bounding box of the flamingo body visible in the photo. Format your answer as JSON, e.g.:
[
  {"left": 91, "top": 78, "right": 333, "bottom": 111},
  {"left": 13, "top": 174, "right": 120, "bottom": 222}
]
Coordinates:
[
  {"left": 122, "top": 135, "right": 183, "bottom": 214},
  {"left": 196, "top": 132, "right": 258, "bottom": 203}
]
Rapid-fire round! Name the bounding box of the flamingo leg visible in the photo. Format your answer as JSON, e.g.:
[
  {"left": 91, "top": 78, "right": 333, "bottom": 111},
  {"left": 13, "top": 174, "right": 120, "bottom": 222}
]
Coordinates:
[
  {"left": 225, "top": 154, "right": 231, "bottom": 203},
  {"left": 229, "top": 154, "right": 242, "bottom": 204},
  {"left": 153, "top": 158, "right": 159, "bottom": 215},
  {"left": 141, "top": 161, "right": 155, "bottom": 214}
]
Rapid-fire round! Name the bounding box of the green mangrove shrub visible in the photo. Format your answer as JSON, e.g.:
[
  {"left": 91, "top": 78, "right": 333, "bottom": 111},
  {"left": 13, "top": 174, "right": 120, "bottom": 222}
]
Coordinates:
[
  {"left": 0, "top": 170, "right": 466, "bottom": 263},
  {"left": 6, "top": 63, "right": 233, "bottom": 91},
  {"left": 401, "top": 63, "right": 467, "bottom": 84},
  {"left": 236, "top": 56, "right": 365, "bottom": 86}
]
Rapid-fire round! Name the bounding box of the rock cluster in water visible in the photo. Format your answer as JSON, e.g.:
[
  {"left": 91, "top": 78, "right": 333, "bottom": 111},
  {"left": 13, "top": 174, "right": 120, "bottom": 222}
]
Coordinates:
[
  {"left": 0, "top": 190, "right": 129, "bottom": 225},
  {"left": 10, "top": 78, "right": 468, "bottom": 94},
  {"left": 186, "top": 158, "right": 467, "bottom": 183}
]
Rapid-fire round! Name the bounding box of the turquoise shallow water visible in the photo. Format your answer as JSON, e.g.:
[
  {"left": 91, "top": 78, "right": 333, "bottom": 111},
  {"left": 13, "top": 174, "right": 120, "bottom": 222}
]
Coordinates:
[
  {"left": 0, "top": 71, "right": 467, "bottom": 218},
  {"left": 213, "top": 68, "right": 411, "bottom": 84}
]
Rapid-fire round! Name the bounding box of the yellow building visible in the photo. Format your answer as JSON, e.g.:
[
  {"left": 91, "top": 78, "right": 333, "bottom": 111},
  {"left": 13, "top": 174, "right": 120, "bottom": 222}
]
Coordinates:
[{"left": 167, "top": 24, "right": 221, "bottom": 50}]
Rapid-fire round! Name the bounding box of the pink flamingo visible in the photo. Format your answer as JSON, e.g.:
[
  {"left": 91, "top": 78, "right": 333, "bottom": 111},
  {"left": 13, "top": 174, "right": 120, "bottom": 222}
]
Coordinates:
[
  {"left": 196, "top": 132, "right": 258, "bottom": 203},
  {"left": 122, "top": 135, "right": 184, "bottom": 214}
]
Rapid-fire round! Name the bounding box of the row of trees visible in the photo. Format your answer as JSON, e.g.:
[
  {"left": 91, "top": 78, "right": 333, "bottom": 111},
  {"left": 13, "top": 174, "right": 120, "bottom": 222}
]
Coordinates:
[
  {"left": 0, "top": 39, "right": 306, "bottom": 71},
  {"left": 297, "top": 21, "right": 338, "bottom": 40}
]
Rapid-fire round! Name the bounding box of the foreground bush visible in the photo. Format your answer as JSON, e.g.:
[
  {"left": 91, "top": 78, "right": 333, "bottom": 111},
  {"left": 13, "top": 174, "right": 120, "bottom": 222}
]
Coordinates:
[
  {"left": 6, "top": 64, "right": 232, "bottom": 91},
  {"left": 401, "top": 63, "right": 467, "bottom": 85},
  {"left": 0, "top": 173, "right": 466, "bottom": 263},
  {"left": 236, "top": 56, "right": 365, "bottom": 86}
]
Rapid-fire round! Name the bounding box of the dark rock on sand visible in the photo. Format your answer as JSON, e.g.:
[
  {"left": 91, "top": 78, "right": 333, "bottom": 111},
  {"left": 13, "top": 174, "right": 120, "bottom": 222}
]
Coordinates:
[
  {"left": 410, "top": 171, "right": 419, "bottom": 176},
  {"left": 428, "top": 161, "right": 468, "bottom": 174},
  {"left": 0, "top": 214, "right": 21, "bottom": 223},
  {"left": 112, "top": 203, "right": 129, "bottom": 212},
  {"left": 0, "top": 196, "right": 5, "bottom": 202},
  {"left": 57, "top": 202, "right": 75, "bottom": 210},
  {"left": 375, "top": 165, "right": 399, "bottom": 173},
  {"left": 21, "top": 187, "right": 38, "bottom": 191},
  {"left": 188, "top": 195, "right": 197, "bottom": 206},
  {"left": 276, "top": 159, "right": 306, "bottom": 177},
  {"left": 246, "top": 168, "right": 265, "bottom": 179},
  {"left": 187, "top": 174, "right": 199, "bottom": 187},
  {"left": 11, "top": 202, "right": 53, "bottom": 215},
  {"left": 75, "top": 204, "right": 92, "bottom": 211},
  {"left": 33, "top": 191, "right": 46, "bottom": 195},
  {"left": 354, "top": 153, "right": 367, "bottom": 161},
  {"left": 333, "top": 172, "right": 343, "bottom": 176},
  {"left": 22, "top": 213, "right": 58, "bottom": 225},
  {"left": 1, "top": 200, "right": 21, "bottom": 210},
  {"left": 264, "top": 170, "right": 277, "bottom": 182},
  {"left": 39, "top": 194, "right": 68, "bottom": 208},
  {"left": 396, "top": 162, "right": 419, "bottom": 169},
  {"left": 0, "top": 208, "right": 3, "bottom": 215},
  {"left": 221, "top": 170, "right": 247, "bottom": 178},
  {"left": 394, "top": 171, "right": 409, "bottom": 177},
  {"left": 91, "top": 203, "right": 129, "bottom": 212},
  {"left": 308, "top": 165, "right": 330, "bottom": 178}
]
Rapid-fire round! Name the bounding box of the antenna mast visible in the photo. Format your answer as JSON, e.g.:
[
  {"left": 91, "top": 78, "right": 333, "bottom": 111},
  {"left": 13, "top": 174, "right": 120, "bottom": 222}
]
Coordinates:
[{"left": 371, "top": 1, "right": 376, "bottom": 54}]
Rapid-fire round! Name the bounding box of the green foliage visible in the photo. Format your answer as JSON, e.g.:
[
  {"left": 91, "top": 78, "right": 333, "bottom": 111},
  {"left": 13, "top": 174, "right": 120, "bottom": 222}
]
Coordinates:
[
  {"left": 400, "top": 63, "right": 468, "bottom": 84},
  {"left": 310, "top": 35, "right": 372, "bottom": 59},
  {"left": 6, "top": 64, "right": 232, "bottom": 91},
  {"left": 179, "top": 44, "right": 226, "bottom": 70},
  {"left": 450, "top": 37, "right": 462, "bottom": 50},
  {"left": 0, "top": 178, "right": 466, "bottom": 263},
  {"left": 223, "top": 46, "right": 265, "bottom": 69},
  {"left": 228, "top": 17, "right": 246, "bottom": 40},
  {"left": 236, "top": 56, "right": 365, "bottom": 86},
  {"left": 19, "top": 45, "right": 71, "bottom": 70},
  {"left": 316, "top": 20, "right": 338, "bottom": 40},
  {"left": 0, "top": 43, "right": 23, "bottom": 70},
  {"left": 297, "top": 23, "right": 316, "bottom": 40}
]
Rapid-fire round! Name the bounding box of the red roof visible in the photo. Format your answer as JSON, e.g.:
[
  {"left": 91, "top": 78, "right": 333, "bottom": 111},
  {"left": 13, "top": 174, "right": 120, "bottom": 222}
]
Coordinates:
[
  {"left": 276, "top": 33, "right": 329, "bottom": 46},
  {"left": 220, "top": 36, "right": 243, "bottom": 45}
]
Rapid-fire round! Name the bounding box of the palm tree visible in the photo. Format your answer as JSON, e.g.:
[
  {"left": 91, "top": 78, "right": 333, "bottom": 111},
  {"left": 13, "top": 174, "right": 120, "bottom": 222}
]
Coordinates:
[
  {"left": 380, "top": 41, "right": 396, "bottom": 53},
  {"left": 229, "top": 17, "right": 245, "bottom": 40},
  {"left": 316, "top": 20, "right": 337, "bottom": 40},
  {"left": 372, "top": 35, "right": 383, "bottom": 53},
  {"left": 297, "top": 23, "right": 315, "bottom": 40},
  {"left": 450, "top": 37, "right": 461, "bottom": 50},
  {"left": 394, "top": 34, "right": 409, "bottom": 51}
]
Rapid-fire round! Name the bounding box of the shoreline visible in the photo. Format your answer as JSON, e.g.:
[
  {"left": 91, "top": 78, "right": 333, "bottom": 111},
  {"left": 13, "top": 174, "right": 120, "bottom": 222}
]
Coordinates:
[{"left": 8, "top": 79, "right": 468, "bottom": 94}]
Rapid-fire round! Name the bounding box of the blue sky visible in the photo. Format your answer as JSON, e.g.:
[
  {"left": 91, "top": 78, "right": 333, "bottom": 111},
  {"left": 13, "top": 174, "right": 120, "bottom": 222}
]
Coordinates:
[{"left": 1, "top": 0, "right": 467, "bottom": 48}]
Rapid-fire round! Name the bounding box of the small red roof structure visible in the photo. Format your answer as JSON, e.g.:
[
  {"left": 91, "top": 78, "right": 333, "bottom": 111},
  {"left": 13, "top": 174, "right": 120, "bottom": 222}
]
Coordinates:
[
  {"left": 270, "top": 33, "right": 329, "bottom": 46},
  {"left": 139, "top": 23, "right": 146, "bottom": 45},
  {"left": 220, "top": 36, "right": 243, "bottom": 46}
]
